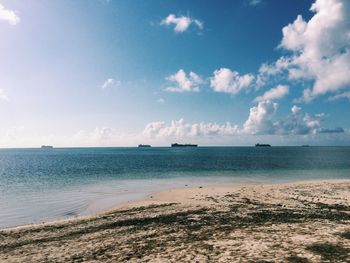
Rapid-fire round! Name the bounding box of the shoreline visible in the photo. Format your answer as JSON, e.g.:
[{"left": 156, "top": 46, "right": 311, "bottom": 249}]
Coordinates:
[
  {"left": 1, "top": 179, "right": 350, "bottom": 262},
  {"left": 1, "top": 179, "right": 258, "bottom": 231},
  {"left": 2, "top": 178, "right": 349, "bottom": 231}
]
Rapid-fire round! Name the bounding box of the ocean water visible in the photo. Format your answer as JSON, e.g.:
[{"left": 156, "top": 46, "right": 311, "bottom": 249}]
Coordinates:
[{"left": 0, "top": 146, "right": 350, "bottom": 228}]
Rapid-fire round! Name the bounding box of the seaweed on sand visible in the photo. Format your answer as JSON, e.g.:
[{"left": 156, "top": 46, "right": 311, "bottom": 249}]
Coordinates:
[{"left": 306, "top": 243, "right": 350, "bottom": 261}]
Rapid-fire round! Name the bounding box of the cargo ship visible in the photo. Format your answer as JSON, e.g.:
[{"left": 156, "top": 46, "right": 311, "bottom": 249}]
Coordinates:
[
  {"left": 255, "top": 143, "right": 271, "bottom": 147},
  {"left": 41, "top": 145, "right": 53, "bottom": 149},
  {"left": 138, "top": 144, "right": 151, "bottom": 148},
  {"left": 171, "top": 143, "right": 198, "bottom": 147}
]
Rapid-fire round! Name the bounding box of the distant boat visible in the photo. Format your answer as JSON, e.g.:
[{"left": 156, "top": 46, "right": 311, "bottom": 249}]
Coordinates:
[
  {"left": 41, "top": 145, "right": 53, "bottom": 149},
  {"left": 255, "top": 143, "right": 271, "bottom": 147},
  {"left": 171, "top": 143, "right": 198, "bottom": 147},
  {"left": 138, "top": 144, "right": 151, "bottom": 148}
]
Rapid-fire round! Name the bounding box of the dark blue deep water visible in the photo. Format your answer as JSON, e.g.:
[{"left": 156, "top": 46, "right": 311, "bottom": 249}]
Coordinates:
[{"left": 1, "top": 147, "right": 350, "bottom": 227}]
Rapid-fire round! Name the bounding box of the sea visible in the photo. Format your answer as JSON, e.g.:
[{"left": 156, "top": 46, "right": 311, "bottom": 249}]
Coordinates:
[{"left": 0, "top": 146, "right": 349, "bottom": 228}]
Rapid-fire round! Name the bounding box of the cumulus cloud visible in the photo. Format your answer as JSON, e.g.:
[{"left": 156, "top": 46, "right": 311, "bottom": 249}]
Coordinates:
[
  {"left": 143, "top": 101, "right": 343, "bottom": 139},
  {"left": 243, "top": 100, "right": 278, "bottom": 134},
  {"left": 143, "top": 119, "right": 240, "bottom": 138},
  {"left": 275, "top": 0, "right": 350, "bottom": 101},
  {"left": 254, "top": 85, "right": 289, "bottom": 102},
  {"left": 165, "top": 69, "right": 203, "bottom": 93},
  {"left": 0, "top": 111, "right": 345, "bottom": 148},
  {"left": 0, "top": 3, "right": 20, "bottom": 25},
  {"left": 101, "top": 78, "right": 120, "bottom": 89},
  {"left": 275, "top": 111, "right": 324, "bottom": 135},
  {"left": 210, "top": 68, "right": 254, "bottom": 95},
  {"left": 161, "top": 14, "right": 203, "bottom": 33},
  {"left": 245, "top": 103, "right": 344, "bottom": 136}
]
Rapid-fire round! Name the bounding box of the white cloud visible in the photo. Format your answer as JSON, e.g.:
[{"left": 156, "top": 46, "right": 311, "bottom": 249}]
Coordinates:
[
  {"left": 0, "top": 109, "right": 345, "bottom": 148},
  {"left": 161, "top": 14, "right": 203, "bottom": 33},
  {"left": 277, "top": 0, "right": 350, "bottom": 101},
  {"left": 291, "top": 105, "right": 302, "bottom": 114},
  {"left": 101, "top": 78, "right": 120, "bottom": 89},
  {"left": 256, "top": 57, "right": 292, "bottom": 88},
  {"left": 246, "top": 103, "right": 343, "bottom": 136},
  {"left": 329, "top": 91, "right": 350, "bottom": 101},
  {"left": 280, "top": 15, "right": 307, "bottom": 51},
  {"left": 143, "top": 119, "right": 240, "bottom": 138},
  {"left": 300, "top": 89, "right": 314, "bottom": 103},
  {"left": 144, "top": 101, "right": 343, "bottom": 139},
  {"left": 259, "top": 57, "right": 291, "bottom": 76},
  {"left": 165, "top": 69, "right": 203, "bottom": 93},
  {"left": 274, "top": 111, "right": 317, "bottom": 135},
  {"left": 210, "top": 68, "right": 254, "bottom": 95},
  {"left": 248, "top": 0, "right": 262, "bottom": 6},
  {"left": 243, "top": 100, "right": 278, "bottom": 134},
  {"left": 0, "top": 89, "right": 8, "bottom": 101},
  {"left": 254, "top": 85, "right": 289, "bottom": 102},
  {"left": 157, "top": 98, "right": 165, "bottom": 103},
  {"left": 0, "top": 3, "right": 20, "bottom": 25}
]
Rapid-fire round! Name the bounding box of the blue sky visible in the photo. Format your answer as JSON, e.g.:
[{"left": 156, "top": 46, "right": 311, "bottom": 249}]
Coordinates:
[{"left": 0, "top": 0, "right": 349, "bottom": 147}]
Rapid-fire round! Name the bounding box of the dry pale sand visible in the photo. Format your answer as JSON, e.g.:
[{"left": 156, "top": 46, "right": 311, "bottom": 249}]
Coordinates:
[{"left": 1, "top": 179, "right": 350, "bottom": 262}]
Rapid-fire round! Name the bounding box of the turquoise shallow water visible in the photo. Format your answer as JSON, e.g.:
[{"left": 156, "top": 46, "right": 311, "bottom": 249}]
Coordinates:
[{"left": 0, "top": 146, "right": 350, "bottom": 228}]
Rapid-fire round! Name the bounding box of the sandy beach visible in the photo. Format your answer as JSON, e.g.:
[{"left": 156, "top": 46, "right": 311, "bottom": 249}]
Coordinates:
[{"left": 1, "top": 179, "right": 350, "bottom": 262}]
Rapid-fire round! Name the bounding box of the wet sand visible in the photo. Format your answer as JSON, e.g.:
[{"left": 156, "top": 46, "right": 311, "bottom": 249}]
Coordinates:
[{"left": 1, "top": 179, "right": 350, "bottom": 262}]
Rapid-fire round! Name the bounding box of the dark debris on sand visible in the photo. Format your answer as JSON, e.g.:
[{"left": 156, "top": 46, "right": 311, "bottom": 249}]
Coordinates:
[{"left": 1, "top": 183, "right": 350, "bottom": 262}]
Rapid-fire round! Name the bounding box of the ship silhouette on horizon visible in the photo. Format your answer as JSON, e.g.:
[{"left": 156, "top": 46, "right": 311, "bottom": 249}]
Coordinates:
[
  {"left": 255, "top": 143, "right": 271, "bottom": 147},
  {"left": 171, "top": 143, "right": 198, "bottom": 147}
]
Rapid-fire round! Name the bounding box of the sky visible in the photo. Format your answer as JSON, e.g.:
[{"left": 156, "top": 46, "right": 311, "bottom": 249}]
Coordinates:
[{"left": 0, "top": 0, "right": 350, "bottom": 147}]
